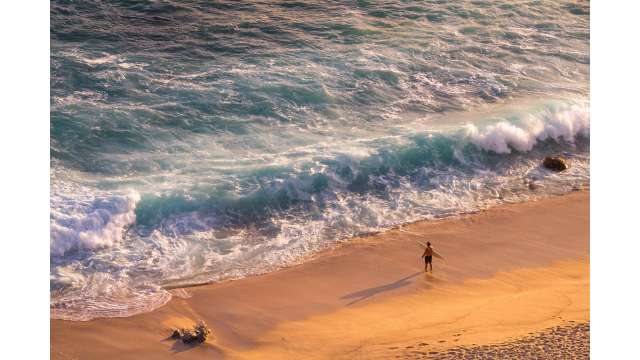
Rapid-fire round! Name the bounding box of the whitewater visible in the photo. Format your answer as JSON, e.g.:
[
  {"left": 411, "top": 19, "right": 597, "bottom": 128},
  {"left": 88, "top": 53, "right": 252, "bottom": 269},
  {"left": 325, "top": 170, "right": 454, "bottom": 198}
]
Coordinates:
[{"left": 51, "top": 0, "right": 590, "bottom": 320}]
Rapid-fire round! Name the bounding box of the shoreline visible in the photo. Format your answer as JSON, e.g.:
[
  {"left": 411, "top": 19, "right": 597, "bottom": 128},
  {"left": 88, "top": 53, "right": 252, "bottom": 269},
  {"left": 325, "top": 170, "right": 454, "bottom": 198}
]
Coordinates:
[
  {"left": 51, "top": 191, "right": 589, "bottom": 359},
  {"left": 160, "top": 188, "right": 589, "bottom": 293}
]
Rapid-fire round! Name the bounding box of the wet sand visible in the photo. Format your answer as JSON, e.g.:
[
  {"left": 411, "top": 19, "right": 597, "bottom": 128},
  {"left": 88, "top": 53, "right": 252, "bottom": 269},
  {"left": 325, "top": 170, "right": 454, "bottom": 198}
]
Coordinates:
[{"left": 51, "top": 191, "right": 589, "bottom": 359}]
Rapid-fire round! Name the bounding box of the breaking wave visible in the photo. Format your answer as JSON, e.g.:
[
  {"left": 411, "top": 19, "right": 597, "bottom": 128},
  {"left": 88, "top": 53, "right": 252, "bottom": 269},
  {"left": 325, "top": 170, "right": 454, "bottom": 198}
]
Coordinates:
[
  {"left": 466, "top": 105, "right": 590, "bottom": 154},
  {"left": 50, "top": 190, "right": 139, "bottom": 256},
  {"left": 50, "top": 104, "right": 590, "bottom": 320},
  {"left": 50, "top": 0, "right": 589, "bottom": 320}
]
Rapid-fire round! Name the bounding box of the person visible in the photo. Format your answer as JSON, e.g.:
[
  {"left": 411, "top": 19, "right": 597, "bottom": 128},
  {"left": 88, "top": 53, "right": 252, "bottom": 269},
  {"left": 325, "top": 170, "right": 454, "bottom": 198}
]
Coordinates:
[{"left": 421, "top": 242, "right": 434, "bottom": 272}]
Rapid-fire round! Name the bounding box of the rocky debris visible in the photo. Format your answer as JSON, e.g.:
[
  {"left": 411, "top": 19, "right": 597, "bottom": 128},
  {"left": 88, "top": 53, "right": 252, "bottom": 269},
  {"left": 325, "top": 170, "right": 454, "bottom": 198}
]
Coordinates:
[
  {"left": 170, "top": 320, "right": 212, "bottom": 345},
  {"left": 170, "top": 328, "right": 183, "bottom": 339},
  {"left": 394, "top": 322, "right": 589, "bottom": 359},
  {"left": 543, "top": 156, "right": 570, "bottom": 171}
]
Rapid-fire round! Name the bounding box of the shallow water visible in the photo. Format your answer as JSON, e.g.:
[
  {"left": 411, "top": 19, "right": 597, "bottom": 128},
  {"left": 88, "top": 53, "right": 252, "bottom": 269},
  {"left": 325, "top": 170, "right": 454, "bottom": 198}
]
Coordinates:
[{"left": 50, "top": 0, "right": 589, "bottom": 320}]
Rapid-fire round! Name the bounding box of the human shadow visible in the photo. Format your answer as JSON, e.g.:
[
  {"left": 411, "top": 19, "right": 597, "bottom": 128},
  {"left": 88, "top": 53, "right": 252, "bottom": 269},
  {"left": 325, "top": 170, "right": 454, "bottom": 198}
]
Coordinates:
[{"left": 340, "top": 272, "right": 422, "bottom": 306}]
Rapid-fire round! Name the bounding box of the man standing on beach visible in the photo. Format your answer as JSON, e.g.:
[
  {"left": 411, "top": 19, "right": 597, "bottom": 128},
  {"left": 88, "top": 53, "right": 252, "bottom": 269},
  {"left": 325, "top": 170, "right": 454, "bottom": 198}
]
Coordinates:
[{"left": 421, "top": 242, "right": 434, "bottom": 272}]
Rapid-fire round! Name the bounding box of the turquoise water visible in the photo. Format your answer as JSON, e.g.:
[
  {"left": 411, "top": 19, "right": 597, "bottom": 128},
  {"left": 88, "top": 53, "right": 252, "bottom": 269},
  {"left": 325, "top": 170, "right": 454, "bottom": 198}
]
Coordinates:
[{"left": 51, "top": 0, "right": 590, "bottom": 320}]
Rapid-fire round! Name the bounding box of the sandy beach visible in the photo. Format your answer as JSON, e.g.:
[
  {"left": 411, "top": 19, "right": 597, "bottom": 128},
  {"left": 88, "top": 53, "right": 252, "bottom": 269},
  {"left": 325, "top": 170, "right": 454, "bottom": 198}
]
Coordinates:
[{"left": 51, "top": 191, "right": 589, "bottom": 359}]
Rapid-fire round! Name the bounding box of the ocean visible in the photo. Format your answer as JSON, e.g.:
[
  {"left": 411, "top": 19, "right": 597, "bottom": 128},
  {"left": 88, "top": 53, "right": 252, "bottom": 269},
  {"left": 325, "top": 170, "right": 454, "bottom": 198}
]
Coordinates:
[{"left": 50, "top": 0, "right": 590, "bottom": 320}]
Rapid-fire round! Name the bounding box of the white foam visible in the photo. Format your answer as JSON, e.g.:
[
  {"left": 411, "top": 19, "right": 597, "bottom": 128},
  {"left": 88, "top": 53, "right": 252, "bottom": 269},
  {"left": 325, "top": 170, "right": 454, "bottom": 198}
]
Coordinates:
[
  {"left": 49, "top": 103, "right": 591, "bottom": 320},
  {"left": 50, "top": 271, "right": 171, "bottom": 321},
  {"left": 466, "top": 105, "right": 590, "bottom": 153},
  {"left": 50, "top": 189, "right": 140, "bottom": 256},
  {"left": 75, "top": 53, "right": 120, "bottom": 66}
]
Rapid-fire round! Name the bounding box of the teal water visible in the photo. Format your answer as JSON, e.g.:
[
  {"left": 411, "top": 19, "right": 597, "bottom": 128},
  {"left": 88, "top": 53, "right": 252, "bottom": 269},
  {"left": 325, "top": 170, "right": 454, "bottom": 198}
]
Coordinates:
[{"left": 51, "top": 0, "right": 590, "bottom": 320}]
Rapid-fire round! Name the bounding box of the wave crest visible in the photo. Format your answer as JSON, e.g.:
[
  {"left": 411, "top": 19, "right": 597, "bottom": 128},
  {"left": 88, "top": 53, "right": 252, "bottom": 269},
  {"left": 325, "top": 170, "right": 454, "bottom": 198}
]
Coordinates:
[
  {"left": 50, "top": 191, "right": 140, "bottom": 256},
  {"left": 466, "top": 105, "right": 590, "bottom": 153},
  {"left": 49, "top": 102, "right": 590, "bottom": 320}
]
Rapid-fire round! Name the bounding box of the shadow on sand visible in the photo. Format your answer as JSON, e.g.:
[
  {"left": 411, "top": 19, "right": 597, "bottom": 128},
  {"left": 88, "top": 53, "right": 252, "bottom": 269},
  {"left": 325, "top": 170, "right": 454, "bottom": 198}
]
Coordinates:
[
  {"left": 162, "top": 336, "right": 224, "bottom": 356},
  {"left": 340, "top": 272, "right": 422, "bottom": 306}
]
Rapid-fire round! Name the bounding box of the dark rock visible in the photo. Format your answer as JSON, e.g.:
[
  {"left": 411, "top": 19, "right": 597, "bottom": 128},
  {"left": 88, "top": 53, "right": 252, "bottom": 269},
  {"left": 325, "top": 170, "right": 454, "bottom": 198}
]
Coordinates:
[
  {"left": 170, "top": 328, "right": 183, "bottom": 339},
  {"left": 191, "top": 321, "right": 212, "bottom": 343},
  {"left": 542, "top": 156, "right": 569, "bottom": 171},
  {"left": 171, "top": 320, "right": 213, "bottom": 345},
  {"left": 181, "top": 329, "right": 197, "bottom": 344}
]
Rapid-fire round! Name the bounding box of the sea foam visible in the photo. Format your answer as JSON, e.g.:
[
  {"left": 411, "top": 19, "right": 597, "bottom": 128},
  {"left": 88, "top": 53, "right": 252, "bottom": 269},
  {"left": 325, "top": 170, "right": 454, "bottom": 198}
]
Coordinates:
[
  {"left": 466, "top": 105, "right": 590, "bottom": 154},
  {"left": 50, "top": 0, "right": 590, "bottom": 320},
  {"left": 49, "top": 103, "right": 590, "bottom": 320},
  {"left": 50, "top": 190, "right": 140, "bottom": 256}
]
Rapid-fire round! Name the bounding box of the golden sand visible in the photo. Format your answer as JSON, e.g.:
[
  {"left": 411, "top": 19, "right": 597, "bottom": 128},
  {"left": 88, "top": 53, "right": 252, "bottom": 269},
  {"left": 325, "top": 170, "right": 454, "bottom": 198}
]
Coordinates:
[{"left": 51, "top": 192, "right": 589, "bottom": 359}]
